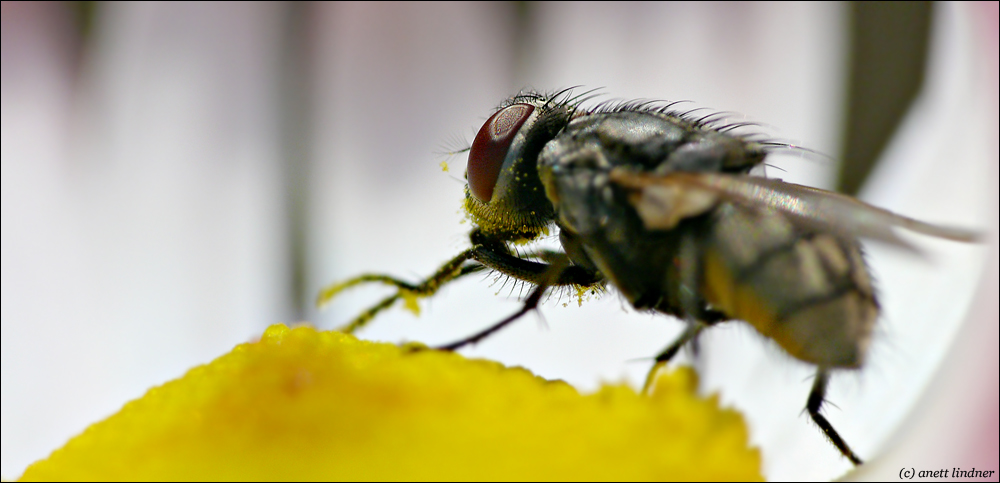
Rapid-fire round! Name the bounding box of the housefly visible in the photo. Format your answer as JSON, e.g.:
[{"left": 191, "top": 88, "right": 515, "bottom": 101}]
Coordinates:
[{"left": 317, "top": 89, "right": 979, "bottom": 465}]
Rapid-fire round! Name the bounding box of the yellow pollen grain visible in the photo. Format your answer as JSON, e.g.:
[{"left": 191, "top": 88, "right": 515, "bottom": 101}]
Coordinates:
[{"left": 400, "top": 289, "right": 421, "bottom": 316}]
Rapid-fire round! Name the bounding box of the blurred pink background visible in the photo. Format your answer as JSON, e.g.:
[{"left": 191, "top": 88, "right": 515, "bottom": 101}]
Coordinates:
[{"left": 2, "top": 2, "right": 996, "bottom": 480}]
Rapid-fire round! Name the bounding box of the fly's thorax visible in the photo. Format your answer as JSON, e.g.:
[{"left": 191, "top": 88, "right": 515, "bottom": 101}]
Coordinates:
[
  {"left": 535, "top": 108, "right": 754, "bottom": 238},
  {"left": 701, "top": 203, "right": 877, "bottom": 368},
  {"left": 542, "top": 109, "right": 767, "bottom": 175},
  {"left": 537, "top": 135, "right": 684, "bottom": 310},
  {"left": 463, "top": 95, "right": 575, "bottom": 240}
]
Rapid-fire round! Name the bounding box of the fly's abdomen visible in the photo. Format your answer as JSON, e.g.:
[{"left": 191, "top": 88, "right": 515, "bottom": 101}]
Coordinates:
[{"left": 701, "top": 204, "right": 877, "bottom": 368}]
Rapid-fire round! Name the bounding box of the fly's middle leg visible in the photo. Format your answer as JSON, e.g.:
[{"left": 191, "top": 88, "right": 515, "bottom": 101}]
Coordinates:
[
  {"left": 457, "top": 231, "right": 604, "bottom": 341},
  {"left": 644, "top": 231, "right": 728, "bottom": 394},
  {"left": 641, "top": 308, "right": 727, "bottom": 394},
  {"left": 434, "top": 255, "right": 568, "bottom": 351},
  {"left": 643, "top": 322, "right": 704, "bottom": 394}
]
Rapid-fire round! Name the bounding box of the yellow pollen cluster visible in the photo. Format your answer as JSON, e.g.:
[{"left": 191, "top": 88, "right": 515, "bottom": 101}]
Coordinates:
[{"left": 19, "top": 324, "right": 761, "bottom": 481}]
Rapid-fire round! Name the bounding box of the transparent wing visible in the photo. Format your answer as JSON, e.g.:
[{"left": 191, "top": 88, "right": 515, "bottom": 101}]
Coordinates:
[{"left": 609, "top": 168, "right": 981, "bottom": 249}]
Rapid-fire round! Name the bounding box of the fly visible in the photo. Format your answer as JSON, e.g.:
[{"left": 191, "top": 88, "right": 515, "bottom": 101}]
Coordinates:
[{"left": 317, "top": 89, "right": 980, "bottom": 465}]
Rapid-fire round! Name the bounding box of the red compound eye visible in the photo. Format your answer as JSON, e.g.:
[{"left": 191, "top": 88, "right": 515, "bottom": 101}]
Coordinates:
[{"left": 467, "top": 104, "right": 534, "bottom": 202}]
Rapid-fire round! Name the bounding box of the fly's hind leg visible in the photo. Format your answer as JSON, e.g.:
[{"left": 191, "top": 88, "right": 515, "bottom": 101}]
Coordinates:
[
  {"left": 808, "top": 368, "right": 864, "bottom": 465},
  {"left": 317, "top": 248, "right": 482, "bottom": 333}
]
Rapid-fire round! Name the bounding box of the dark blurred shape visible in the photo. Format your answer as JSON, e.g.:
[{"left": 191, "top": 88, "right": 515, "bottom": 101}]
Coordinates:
[
  {"left": 69, "top": 1, "right": 96, "bottom": 40},
  {"left": 279, "top": 2, "right": 313, "bottom": 320},
  {"left": 838, "top": 1, "right": 932, "bottom": 195}
]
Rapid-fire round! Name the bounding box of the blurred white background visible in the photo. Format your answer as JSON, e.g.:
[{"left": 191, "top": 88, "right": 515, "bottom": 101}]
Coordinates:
[{"left": 2, "top": 2, "right": 996, "bottom": 480}]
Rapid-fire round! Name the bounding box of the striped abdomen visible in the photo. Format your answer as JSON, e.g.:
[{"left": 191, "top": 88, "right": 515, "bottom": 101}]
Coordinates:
[{"left": 701, "top": 203, "right": 877, "bottom": 368}]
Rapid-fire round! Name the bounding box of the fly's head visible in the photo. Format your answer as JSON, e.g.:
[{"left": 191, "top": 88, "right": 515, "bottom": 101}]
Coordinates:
[{"left": 463, "top": 91, "right": 579, "bottom": 241}]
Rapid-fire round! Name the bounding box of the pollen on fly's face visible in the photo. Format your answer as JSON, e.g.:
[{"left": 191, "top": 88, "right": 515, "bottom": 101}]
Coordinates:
[{"left": 317, "top": 88, "right": 980, "bottom": 466}]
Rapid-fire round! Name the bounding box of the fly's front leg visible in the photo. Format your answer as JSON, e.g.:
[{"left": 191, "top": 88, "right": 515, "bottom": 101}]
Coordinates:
[
  {"left": 317, "top": 248, "right": 483, "bottom": 334},
  {"left": 467, "top": 231, "right": 601, "bottom": 288}
]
